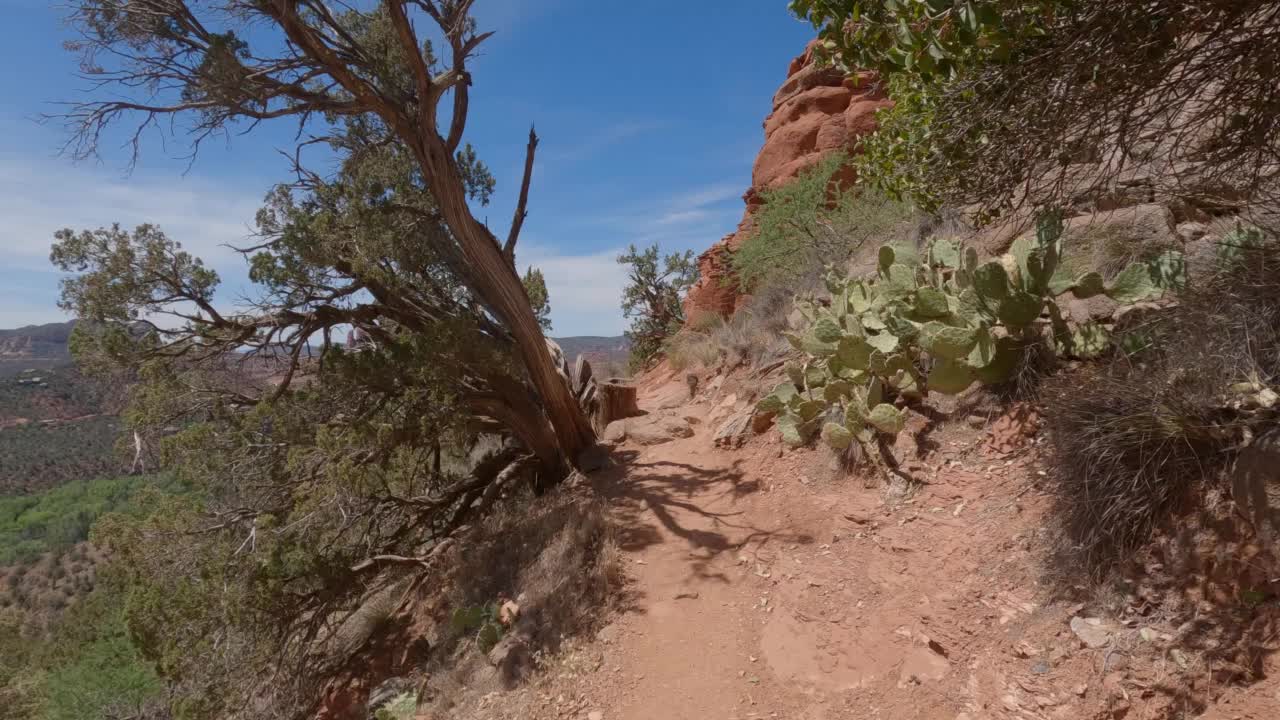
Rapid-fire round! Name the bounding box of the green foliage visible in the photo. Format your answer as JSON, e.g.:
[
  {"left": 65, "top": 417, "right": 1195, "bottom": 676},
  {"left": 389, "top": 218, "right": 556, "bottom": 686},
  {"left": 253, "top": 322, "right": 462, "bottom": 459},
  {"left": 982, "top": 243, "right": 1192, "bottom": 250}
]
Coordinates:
[
  {"left": 790, "top": 0, "right": 1052, "bottom": 81},
  {"left": 52, "top": 224, "right": 220, "bottom": 326},
  {"left": 1217, "top": 222, "right": 1270, "bottom": 267},
  {"left": 522, "top": 266, "right": 553, "bottom": 331},
  {"left": 449, "top": 602, "right": 506, "bottom": 652},
  {"left": 789, "top": 1, "right": 1055, "bottom": 208},
  {"left": 733, "top": 153, "right": 914, "bottom": 289},
  {"left": 853, "top": 76, "right": 946, "bottom": 209},
  {"left": 0, "top": 474, "right": 179, "bottom": 565},
  {"left": 37, "top": 575, "right": 163, "bottom": 720},
  {"left": 0, "top": 568, "right": 164, "bottom": 720},
  {"left": 758, "top": 211, "right": 1185, "bottom": 451},
  {"left": 48, "top": 123, "right": 533, "bottom": 718},
  {"left": 793, "top": 2, "right": 1280, "bottom": 216},
  {"left": 618, "top": 244, "right": 698, "bottom": 369},
  {"left": 0, "top": 417, "right": 124, "bottom": 496},
  {"left": 374, "top": 693, "right": 419, "bottom": 720}
]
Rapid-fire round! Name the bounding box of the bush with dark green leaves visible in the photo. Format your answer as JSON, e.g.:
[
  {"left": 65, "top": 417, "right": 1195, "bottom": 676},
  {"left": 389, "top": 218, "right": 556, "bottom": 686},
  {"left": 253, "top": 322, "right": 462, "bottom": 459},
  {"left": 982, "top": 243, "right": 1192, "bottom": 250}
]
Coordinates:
[{"left": 793, "top": 1, "right": 1280, "bottom": 216}]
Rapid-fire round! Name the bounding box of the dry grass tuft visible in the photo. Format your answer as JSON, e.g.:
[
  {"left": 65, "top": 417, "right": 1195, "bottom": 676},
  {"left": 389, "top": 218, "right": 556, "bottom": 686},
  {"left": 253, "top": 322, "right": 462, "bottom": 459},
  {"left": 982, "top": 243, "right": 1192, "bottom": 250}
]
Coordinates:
[
  {"left": 665, "top": 283, "right": 798, "bottom": 372},
  {"left": 1043, "top": 232, "right": 1280, "bottom": 575}
]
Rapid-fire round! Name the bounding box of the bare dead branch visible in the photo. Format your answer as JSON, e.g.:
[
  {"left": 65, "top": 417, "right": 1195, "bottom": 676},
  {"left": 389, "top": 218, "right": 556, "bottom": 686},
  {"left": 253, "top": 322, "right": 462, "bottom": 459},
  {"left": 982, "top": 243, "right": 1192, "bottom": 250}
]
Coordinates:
[{"left": 504, "top": 126, "right": 539, "bottom": 264}]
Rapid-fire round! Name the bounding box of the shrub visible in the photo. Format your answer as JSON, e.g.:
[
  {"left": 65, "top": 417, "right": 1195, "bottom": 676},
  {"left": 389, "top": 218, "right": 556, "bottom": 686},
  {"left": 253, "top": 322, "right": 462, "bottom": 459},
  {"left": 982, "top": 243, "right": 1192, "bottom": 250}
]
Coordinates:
[
  {"left": 733, "top": 153, "right": 915, "bottom": 291},
  {"left": 1043, "top": 227, "right": 1280, "bottom": 572},
  {"left": 662, "top": 285, "right": 796, "bottom": 372},
  {"left": 0, "top": 474, "right": 182, "bottom": 566},
  {"left": 663, "top": 330, "right": 721, "bottom": 372},
  {"left": 757, "top": 212, "right": 1183, "bottom": 476}
]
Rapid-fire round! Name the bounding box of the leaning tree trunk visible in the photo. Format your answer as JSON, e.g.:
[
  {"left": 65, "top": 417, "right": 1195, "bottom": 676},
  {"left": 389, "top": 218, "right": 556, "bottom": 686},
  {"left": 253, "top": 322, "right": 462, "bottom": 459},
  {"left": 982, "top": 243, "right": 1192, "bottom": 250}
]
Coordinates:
[
  {"left": 269, "top": 2, "right": 596, "bottom": 473},
  {"left": 419, "top": 139, "right": 597, "bottom": 469}
]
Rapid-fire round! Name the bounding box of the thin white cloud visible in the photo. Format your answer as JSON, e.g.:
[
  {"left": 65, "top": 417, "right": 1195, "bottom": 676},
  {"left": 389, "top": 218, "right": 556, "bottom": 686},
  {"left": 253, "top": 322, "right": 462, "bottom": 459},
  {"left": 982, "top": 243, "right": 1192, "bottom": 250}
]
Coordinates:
[
  {"left": 539, "top": 119, "right": 666, "bottom": 170},
  {"left": 0, "top": 149, "right": 738, "bottom": 337},
  {"left": 0, "top": 152, "right": 266, "bottom": 274},
  {"left": 677, "top": 181, "right": 743, "bottom": 210},
  {"left": 517, "top": 243, "right": 629, "bottom": 337},
  {"left": 655, "top": 208, "right": 715, "bottom": 226},
  {"left": 471, "top": 0, "right": 565, "bottom": 34}
]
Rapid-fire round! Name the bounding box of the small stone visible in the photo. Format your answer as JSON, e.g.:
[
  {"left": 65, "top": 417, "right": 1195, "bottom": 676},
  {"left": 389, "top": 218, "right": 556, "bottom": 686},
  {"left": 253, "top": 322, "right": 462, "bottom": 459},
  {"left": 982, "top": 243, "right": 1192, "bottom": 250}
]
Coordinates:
[
  {"left": 1070, "top": 616, "right": 1112, "bottom": 648},
  {"left": 1176, "top": 221, "right": 1209, "bottom": 242},
  {"left": 1013, "top": 640, "right": 1040, "bottom": 659},
  {"left": 498, "top": 599, "right": 521, "bottom": 626}
]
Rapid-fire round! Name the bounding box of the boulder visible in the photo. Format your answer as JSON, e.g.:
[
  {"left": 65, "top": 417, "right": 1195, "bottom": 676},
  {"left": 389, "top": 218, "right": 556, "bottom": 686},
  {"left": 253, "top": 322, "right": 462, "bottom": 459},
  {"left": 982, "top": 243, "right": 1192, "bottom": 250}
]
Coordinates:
[
  {"left": 628, "top": 418, "right": 694, "bottom": 446},
  {"left": 602, "top": 419, "right": 628, "bottom": 444},
  {"left": 1039, "top": 204, "right": 1181, "bottom": 281},
  {"left": 1176, "top": 221, "right": 1209, "bottom": 243}
]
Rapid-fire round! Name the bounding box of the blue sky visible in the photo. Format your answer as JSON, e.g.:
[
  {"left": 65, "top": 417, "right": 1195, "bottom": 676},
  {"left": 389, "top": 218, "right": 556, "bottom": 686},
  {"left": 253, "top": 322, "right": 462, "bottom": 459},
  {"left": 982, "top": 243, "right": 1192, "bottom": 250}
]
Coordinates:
[{"left": 0, "top": 0, "right": 814, "bottom": 335}]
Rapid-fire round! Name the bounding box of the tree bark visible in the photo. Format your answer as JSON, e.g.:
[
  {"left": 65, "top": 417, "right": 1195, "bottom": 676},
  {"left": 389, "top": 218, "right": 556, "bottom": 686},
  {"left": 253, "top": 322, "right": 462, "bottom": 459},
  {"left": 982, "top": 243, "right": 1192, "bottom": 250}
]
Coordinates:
[
  {"left": 592, "top": 381, "right": 640, "bottom": 434},
  {"left": 417, "top": 138, "right": 597, "bottom": 468}
]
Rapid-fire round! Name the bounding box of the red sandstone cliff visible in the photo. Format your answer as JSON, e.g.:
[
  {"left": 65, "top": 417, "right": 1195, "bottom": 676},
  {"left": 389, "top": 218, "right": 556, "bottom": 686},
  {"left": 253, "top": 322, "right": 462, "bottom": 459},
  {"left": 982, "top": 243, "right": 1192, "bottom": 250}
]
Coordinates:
[{"left": 683, "top": 43, "right": 891, "bottom": 322}]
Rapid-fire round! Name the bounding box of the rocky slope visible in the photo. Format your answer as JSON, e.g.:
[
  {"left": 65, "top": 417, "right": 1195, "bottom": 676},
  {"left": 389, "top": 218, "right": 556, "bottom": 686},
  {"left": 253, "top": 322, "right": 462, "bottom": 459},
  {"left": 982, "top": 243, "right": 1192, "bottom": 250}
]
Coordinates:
[{"left": 683, "top": 43, "right": 891, "bottom": 322}]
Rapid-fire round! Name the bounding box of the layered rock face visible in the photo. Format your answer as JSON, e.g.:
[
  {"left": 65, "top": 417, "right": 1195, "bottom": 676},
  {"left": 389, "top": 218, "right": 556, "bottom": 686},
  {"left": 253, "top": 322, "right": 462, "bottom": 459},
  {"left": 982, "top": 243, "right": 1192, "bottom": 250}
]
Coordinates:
[{"left": 683, "top": 43, "right": 891, "bottom": 322}]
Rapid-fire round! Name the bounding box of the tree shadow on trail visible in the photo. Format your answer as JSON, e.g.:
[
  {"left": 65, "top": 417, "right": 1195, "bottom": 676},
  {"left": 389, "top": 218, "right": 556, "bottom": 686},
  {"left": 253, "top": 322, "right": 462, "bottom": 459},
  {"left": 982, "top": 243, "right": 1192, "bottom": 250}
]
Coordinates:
[{"left": 591, "top": 448, "right": 815, "bottom": 586}]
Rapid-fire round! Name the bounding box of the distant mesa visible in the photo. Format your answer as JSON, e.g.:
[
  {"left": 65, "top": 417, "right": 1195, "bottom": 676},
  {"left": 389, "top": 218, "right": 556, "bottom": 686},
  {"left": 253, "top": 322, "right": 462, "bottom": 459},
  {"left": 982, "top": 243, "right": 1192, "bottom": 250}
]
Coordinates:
[{"left": 0, "top": 320, "right": 75, "bottom": 360}]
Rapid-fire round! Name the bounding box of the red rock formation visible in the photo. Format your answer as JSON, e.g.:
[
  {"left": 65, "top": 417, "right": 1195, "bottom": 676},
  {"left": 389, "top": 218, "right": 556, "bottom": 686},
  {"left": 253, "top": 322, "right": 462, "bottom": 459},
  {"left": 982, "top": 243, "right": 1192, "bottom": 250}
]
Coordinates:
[{"left": 683, "top": 43, "right": 891, "bottom": 323}]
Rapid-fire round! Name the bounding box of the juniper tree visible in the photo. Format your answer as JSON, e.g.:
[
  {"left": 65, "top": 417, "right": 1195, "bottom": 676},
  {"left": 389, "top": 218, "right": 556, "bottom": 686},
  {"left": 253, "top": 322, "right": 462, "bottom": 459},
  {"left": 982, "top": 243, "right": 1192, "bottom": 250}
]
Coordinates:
[
  {"left": 51, "top": 115, "right": 567, "bottom": 716},
  {"left": 58, "top": 0, "right": 595, "bottom": 465},
  {"left": 618, "top": 244, "right": 697, "bottom": 367},
  {"left": 523, "top": 267, "right": 553, "bottom": 332}
]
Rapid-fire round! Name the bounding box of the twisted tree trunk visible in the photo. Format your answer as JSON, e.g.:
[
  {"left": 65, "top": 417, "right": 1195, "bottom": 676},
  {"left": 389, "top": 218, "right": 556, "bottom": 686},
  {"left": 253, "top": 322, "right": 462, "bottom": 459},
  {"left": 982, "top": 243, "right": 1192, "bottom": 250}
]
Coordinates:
[{"left": 419, "top": 136, "right": 597, "bottom": 468}]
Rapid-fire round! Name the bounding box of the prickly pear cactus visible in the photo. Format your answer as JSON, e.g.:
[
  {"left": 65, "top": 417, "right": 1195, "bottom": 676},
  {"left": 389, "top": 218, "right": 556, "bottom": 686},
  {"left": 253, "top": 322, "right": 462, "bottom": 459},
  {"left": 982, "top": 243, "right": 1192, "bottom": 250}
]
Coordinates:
[{"left": 757, "top": 210, "right": 1185, "bottom": 453}]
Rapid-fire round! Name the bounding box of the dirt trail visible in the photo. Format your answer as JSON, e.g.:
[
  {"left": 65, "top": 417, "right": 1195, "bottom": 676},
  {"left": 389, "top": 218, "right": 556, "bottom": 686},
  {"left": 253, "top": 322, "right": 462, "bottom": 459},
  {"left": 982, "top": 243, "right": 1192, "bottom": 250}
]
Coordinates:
[
  {"left": 573, "top": 375, "right": 1008, "bottom": 719},
  {"left": 490, "top": 372, "right": 1280, "bottom": 720}
]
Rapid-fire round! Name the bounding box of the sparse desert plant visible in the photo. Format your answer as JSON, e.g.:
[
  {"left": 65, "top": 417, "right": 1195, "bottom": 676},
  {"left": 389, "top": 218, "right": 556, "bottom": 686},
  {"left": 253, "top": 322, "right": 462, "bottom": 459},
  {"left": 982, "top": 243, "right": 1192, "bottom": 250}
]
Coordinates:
[
  {"left": 662, "top": 330, "right": 721, "bottom": 372},
  {"left": 759, "top": 211, "right": 1184, "bottom": 482},
  {"left": 374, "top": 692, "right": 418, "bottom": 720},
  {"left": 1044, "top": 226, "right": 1280, "bottom": 572},
  {"left": 449, "top": 602, "right": 507, "bottom": 653}
]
